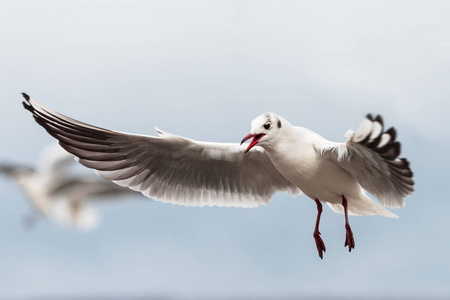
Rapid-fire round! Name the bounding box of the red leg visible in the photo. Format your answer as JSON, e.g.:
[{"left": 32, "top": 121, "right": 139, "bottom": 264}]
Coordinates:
[
  {"left": 313, "top": 198, "right": 326, "bottom": 259},
  {"left": 341, "top": 195, "right": 355, "bottom": 252}
]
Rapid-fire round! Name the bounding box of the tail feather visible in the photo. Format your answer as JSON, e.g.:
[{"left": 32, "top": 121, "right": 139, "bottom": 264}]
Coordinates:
[{"left": 326, "top": 193, "right": 398, "bottom": 218}]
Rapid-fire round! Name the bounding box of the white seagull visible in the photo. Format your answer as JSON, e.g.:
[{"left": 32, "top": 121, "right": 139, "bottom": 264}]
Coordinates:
[
  {"left": 22, "top": 93, "right": 414, "bottom": 257},
  {"left": 1, "top": 142, "right": 137, "bottom": 231}
]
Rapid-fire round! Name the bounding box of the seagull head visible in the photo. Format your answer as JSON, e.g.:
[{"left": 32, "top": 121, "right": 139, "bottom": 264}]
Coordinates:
[{"left": 241, "top": 113, "right": 286, "bottom": 154}]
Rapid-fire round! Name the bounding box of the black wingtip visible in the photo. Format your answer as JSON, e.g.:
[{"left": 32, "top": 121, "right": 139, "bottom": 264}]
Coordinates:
[
  {"left": 365, "top": 113, "right": 373, "bottom": 121},
  {"left": 374, "top": 115, "right": 384, "bottom": 126},
  {"left": 386, "top": 127, "right": 397, "bottom": 142},
  {"left": 21, "top": 93, "right": 30, "bottom": 101},
  {"left": 22, "top": 101, "right": 33, "bottom": 112},
  {"left": 21, "top": 93, "right": 34, "bottom": 113}
]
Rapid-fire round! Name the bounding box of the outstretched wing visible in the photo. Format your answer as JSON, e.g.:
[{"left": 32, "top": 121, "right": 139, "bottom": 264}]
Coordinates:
[
  {"left": 320, "top": 114, "right": 414, "bottom": 209},
  {"left": 22, "top": 93, "right": 301, "bottom": 208}
]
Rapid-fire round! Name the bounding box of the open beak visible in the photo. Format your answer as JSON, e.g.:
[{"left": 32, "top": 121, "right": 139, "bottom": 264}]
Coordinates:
[{"left": 240, "top": 133, "right": 265, "bottom": 154}]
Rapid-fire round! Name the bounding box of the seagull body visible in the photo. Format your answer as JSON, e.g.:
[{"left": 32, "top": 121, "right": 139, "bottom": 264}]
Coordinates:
[
  {"left": 254, "top": 117, "right": 398, "bottom": 217},
  {"left": 21, "top": 93, "right": 414, "bottom": 256},
  {"left": 264, "top": 123, "right": 361, "bottom": 207},
  {"left": 1, "top": 143, "right": 136, "bottom": 230}
]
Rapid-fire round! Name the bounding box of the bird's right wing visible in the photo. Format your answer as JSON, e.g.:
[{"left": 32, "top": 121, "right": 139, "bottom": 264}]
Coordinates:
[{"left": 22, "top": 94, "right": 301, "bottom": 208}]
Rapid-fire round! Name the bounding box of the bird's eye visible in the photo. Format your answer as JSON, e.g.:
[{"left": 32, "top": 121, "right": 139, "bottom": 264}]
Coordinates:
[{"left": 264, "top": 123, "right": 271, "bottom": 130}]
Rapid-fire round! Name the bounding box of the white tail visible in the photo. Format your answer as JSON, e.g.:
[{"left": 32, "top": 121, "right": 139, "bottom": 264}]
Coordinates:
[{"left": 326, "top": 193, "right": 398, "bottom": 218}]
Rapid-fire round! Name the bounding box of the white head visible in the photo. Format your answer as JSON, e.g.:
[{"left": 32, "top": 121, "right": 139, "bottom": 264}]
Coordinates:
[{"left": 241, "top": 113, "right": 290, "bottom": 153}]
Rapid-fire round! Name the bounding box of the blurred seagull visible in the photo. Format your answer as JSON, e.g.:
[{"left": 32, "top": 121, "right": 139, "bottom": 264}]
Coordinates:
[
  {"left": 1, "top": 142, "right": 136, "bottom": 231},
  {"left": 21, "top": 93, "right": 414, "bottom": 257}
]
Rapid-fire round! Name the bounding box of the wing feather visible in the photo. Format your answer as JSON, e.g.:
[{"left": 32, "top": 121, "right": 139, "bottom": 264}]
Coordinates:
[
  {"left": 22, "top": 93, "right": 301, "bottom": 208},
  {"left": 321, "top": 114, "right": 414, "bottom": 209}
]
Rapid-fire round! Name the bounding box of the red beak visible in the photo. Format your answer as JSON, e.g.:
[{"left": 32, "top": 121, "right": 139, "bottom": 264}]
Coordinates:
[{"left": 240, "top": 133, "right": 265, "bottom": 154}]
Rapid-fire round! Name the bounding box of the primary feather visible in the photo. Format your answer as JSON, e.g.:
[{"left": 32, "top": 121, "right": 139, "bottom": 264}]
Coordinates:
[{"left": 320, "top": 114, "right": 414, "bottom": 208}]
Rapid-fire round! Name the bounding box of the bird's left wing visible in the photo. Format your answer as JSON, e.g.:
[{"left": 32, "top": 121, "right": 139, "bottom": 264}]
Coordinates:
[
  {"left": 22, "top": 93, "right": 301, "bottom": 208},
  {"left": 319, "top": 114, "right": 414, "bottom": 209}
]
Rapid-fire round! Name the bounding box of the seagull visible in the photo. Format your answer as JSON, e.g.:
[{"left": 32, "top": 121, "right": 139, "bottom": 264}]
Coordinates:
[
  {"left": 21, "top": 93, "right": 414, "bottom": 256},
  {"left": 1, "top": 142, "right": 137, "bottom": 231}
]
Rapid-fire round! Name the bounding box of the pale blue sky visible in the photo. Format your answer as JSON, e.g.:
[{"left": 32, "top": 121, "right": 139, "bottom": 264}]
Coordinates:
[{"left": 1, "top": 1, "right": 449, "bottom": 299}]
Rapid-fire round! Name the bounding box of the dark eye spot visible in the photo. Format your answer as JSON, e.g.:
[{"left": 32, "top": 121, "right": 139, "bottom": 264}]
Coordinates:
[{"left": 264, "top": 123, "right": 271, "bottom": 130}]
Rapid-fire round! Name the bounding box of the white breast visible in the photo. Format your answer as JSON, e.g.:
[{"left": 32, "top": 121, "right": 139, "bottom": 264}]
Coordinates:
[{"left": 265, "top": 127, "right": 362, "bottom": 204}]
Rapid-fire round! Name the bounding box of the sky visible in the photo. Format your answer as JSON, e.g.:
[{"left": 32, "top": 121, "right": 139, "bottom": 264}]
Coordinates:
[{"left": 1, "top": 0, "right": 449, "bottom": 299}]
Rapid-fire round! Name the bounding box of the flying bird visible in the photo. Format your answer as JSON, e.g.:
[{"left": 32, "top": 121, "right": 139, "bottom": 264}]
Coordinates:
[
  {"left": 1, "top": 142, "right": 137, "bottom": 231},
  {"left": 21, "top": 93, "right": 414, "bottom": 257}
]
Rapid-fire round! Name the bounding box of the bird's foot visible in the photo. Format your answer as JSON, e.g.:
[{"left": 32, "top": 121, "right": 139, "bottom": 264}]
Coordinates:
[
  {"left": 344, "top": 224, "right": 355, "bottom": 252},
  {"left": 313, "top": 231, "right": 326, "bottom": 259}
]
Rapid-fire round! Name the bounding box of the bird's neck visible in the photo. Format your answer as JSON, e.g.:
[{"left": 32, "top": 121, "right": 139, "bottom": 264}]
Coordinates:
[{"left": 262, "top": 126, "right": 319, "bottom": 174}]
